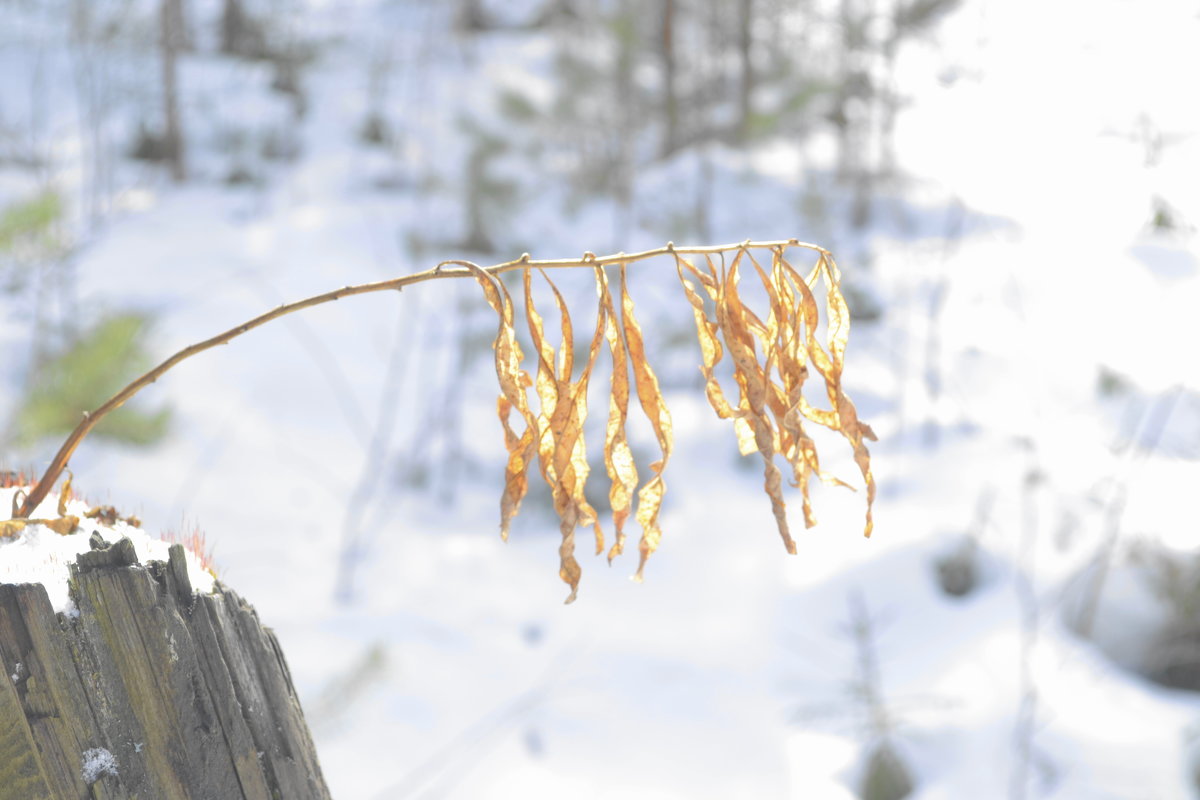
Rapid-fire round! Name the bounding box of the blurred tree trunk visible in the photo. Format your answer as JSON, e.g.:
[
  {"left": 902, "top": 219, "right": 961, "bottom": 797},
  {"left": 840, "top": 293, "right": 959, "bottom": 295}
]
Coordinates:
[
  {"left": 68, "top": 0, "right": 113, "bottom": 224},
  {"left": 737, "top": 0, "right": 754, "bottom": 141},
  {"left": 879, "top": 10, "right": 902, "bottom": 181},
  {"left": 456, "top": 0, "right": 490, "bottom": 32},
  {"left": 220, "top": 0, "right": 241, "bottom": 52},
  {"left": 161, "top": 0, "right": 186, "bottom": 182},
  {"left": 462, "top": 141, "right": 494, "bottom": 253},
  {"left": 833, "top": 0, "right": 872, "bottom": 228},
  {"left": 612, "top": 0, "right": 636, "bottom": 245},
  {"left": 659, "top": 0, "right": 678, "bottom": 157}
]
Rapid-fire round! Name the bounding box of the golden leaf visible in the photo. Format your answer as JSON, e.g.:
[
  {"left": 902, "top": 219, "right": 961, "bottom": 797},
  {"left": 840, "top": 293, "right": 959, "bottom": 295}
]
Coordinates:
[
  {"left": 465, "top": 264, "right": 540, "bottom": 541},
  {"left": 85, "top": 505, "right": 120, "bottom": 525},
  {"left": 598, "top": 266, "right": 638, "bottom": 562},
  {"left": 57, "top": 470, "right": 73, "bottom": 517},
  {"left": 523, "top": 268, "right": 608, "bottom": 602},
  {"left": 676, "top": 256, "right": 737, "bottom": 421},
  {"left": 84, "top": 505, "right": 144, "bottom": 527},
  {"left": 732, "top": 417, "right": 758, "bottom": 456},
  {"left": 619, "top": 265, "right": 673, "bottom": 580},
  {"left": 523, "top": 267, "right": 560, "bottom": 482},
  {"left": 715, "top": 249, "right": 796, "bottom": 554},
  {"left": 462, "top": 239, "right": 874, "bottom": 598},
  {"left": 815, "top": 253, "right": 876, "bottom": 537},
  {"left": 546, "top": 271, "right": 607, "bottom": 555},
  {"left": 765, "top": 249, "right": 860, "bottom": 526},
  {"left": 0, "top": 516, "right": 78, "bottom": 538},
  {"left": 777, "top": 252, "right": 877, "bottom": 537},
  {"left": 43, "top": 515, "right": 79, "bottom": 535}
]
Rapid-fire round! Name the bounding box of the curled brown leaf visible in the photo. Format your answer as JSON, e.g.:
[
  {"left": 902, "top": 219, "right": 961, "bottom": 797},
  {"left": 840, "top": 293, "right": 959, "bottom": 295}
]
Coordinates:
[
  {"left": 523, "top": 269, "right": 609, "bottom": 602},
  {"left": 0, "top": 516, "right": 79, "bottom": 539},
  {"left": 57, "top": 470, "right": 73, "bottom": 517},
  {"left": 714, "top": 249, "right": 795, "bottom": 553},
  {"left": 464, "top": 264, "right": 539, "bottom": 541},
  {"left": 598, "top": 266, "right": 638, "bottom": 562},
  {"left": 619, "top": 265, "right": 673, "bottom": 580},
  {"left": 463, "top": 240, "right": 874, "bottom": 599}
]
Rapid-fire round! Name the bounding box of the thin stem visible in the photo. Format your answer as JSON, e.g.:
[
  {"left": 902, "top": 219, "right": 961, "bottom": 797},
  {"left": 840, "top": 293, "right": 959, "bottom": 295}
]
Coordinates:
[{"left": 15, "top": 239, "right": 826, "bottom": 518}]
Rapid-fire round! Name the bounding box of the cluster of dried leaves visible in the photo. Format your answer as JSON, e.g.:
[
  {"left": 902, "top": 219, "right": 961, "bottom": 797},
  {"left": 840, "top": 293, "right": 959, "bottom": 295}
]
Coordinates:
[
  {"left": 467, "top": 241, "right": 876, "bottom": 602},
  {"left": 1, "top": 472, "right": 79, "bottom": 538},
  {"left": 0, "top": 471, "right": 140, "bottom": 540},
  {"left": 6, "top": 237, "right": 871, "bottom": 603}
]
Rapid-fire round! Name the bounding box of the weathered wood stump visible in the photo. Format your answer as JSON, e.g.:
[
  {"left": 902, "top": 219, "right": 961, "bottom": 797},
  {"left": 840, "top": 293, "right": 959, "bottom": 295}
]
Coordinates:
[{"left": 0, "top": 537, "right": 329, "bottom": 800}]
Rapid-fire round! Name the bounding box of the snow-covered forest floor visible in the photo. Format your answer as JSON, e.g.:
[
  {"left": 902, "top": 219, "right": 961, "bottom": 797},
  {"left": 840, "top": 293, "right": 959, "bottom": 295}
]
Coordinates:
[{"left": 2, "top": 0, "right": 1200, "bottom": 797}]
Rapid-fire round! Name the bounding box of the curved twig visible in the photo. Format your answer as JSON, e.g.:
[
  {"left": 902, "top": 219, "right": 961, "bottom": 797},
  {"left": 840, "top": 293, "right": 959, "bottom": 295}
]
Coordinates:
[{"left": 16, "top": 239, "right": 827, "bottom": 518}]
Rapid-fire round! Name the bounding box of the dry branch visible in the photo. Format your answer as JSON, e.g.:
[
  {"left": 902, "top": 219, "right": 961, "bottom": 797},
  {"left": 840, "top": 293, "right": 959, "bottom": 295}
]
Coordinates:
[{"left": 15, "top": 239, "right": 875, "bottom": 602}]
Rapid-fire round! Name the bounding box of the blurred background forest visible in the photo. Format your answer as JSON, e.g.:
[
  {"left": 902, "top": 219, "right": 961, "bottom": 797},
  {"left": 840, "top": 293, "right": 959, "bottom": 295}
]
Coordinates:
[{"left": 2, "top": 0, "right": 1199, "bottom": 797}]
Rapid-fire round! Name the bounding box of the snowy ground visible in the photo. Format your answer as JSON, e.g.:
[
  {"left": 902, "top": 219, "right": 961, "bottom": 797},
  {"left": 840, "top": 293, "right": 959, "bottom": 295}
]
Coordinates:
[{"left": 2, "top": 1, "right": 1200, "bottom": 798}]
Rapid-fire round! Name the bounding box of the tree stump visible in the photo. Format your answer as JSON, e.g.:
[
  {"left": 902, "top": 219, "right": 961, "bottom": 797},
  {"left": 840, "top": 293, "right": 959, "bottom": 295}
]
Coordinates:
[{"left": 0, "top": 537, "right": 329, "bottom": 800}]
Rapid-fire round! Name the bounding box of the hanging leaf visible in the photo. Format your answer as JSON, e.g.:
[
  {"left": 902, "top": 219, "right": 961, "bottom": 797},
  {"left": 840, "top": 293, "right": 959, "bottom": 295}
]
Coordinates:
[
  {"left": 676, "top": 255, "right": 735, "bottom": 420},
  {"left": 522, "top": 268, "right": 608, "bottom": 603},
  {"left": 460, "top": 241, "right": 876, "bottom": 599},
  {"left": 618, "top": 264, "right": 673, "bottom": 580},
  {"left": 10, "top": 239, "right": 874, "bottom": 597},
  {"left": 464, "top": 264, "right": 539, "bottom": 541},
  {"left": 545, "top": 271, "right": 606, "bottom": 558},
  {"left": 598, "top": 266, "right": 638, "bottom": 563},
  {"left": 806, "top": 253, "right": 878, "bottom": 537},
  {"left": 716, "top": 249, "right": 796, "bottom": 554},
  {"left": 57, "top": 470, "right": 73, "bottom": 517}
]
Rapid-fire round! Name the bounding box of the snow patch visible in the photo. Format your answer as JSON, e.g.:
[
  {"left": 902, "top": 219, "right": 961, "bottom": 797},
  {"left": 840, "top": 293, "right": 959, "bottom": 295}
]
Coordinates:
[
  {"left": 80, "top": 747, "right": 118, "bottom": 784},
  {"left": 0, "top": 489, "right": 216, "bottom": 614}
]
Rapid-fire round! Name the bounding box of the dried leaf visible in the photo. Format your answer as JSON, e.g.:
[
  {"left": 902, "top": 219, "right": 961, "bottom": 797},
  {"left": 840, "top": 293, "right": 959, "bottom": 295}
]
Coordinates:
[
  {"left": 715, "top": 249, "right": 795, "bottom": 553},
  {"left": 675, "top": 245, "right": 867, "bottom": 543},
  {"left": 598, "top": 266, "right": 638, "bottom": 562},
  {"left": 547, "top": 271, "right": 607, "bottom": 555},
  {"left": 758, "top": 249, "right": 818, "bottom": 525},
  {"left": 676, "top": 256, "right": 736, "bottom": 420},
  {"left": 780, "top": 252, "right": 875, "bottom": 535},
  {"left": 85, "top": 505, "right": 120, "bottom": 525},
  {"left": 524, "top": 267, "right": 560, "bottom": 482},
  {"left": 465, "top": 264, "right": 539, "bottom": 541},
  {"left": 57, "top": 469, "right": 73, "bottom": 517},
  {"left": 619, "top": 265, "right": 673, "bottom": 580},
  {"left": 43, "top": 515, "right": 79, "bottom": 535},
  {"left": 815, "top": 253, "right": 876, "bottom": 536},
  {"left": 0, "top": 516, "right": 78, "bottom": 538},
  {"left": 524, "top": 268, "right": 607, "bottom": 602},
  {"left": 84, "top": 504, "right": 145, "bottom": 527},
  {"left": 768, "top": 250, "right": 860, "bottom": 526},
  {"left": 464, "top": 240, "right": 875, "bottom": 599},
  {"left": 732, "top": 417, "right": 758, "bottom": 456}
]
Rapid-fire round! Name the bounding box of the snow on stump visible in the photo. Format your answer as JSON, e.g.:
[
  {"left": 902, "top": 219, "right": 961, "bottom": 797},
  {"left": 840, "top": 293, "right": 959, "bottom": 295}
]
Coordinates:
[{"left": 0, "top": 537, "right": 329, "bottom": 800}]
